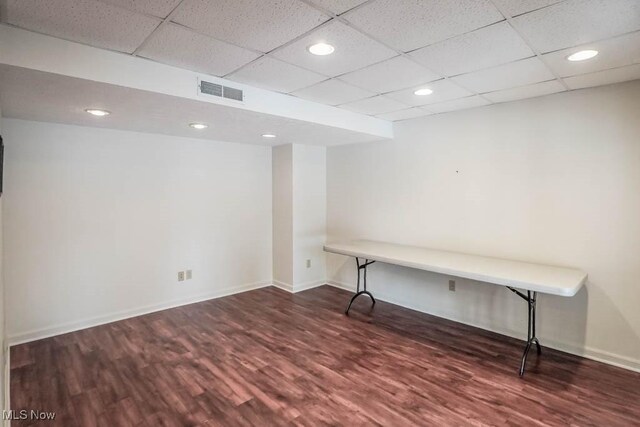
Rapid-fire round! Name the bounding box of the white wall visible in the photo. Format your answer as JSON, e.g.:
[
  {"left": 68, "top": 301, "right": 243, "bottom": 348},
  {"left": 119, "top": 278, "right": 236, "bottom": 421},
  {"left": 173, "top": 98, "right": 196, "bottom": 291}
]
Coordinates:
[
  {"left": 0, "top": 109, "right": 5, "bottom": 412},
  {"left": 272, "top": 144, "right": 293, "bottom": 286},
  {"left": 272, "top": 144, "right": 327, "bottom": 291},
  {"left": 2, "top": 119, "right": 273, "bottom": 343},
  {"left": 327, "top": 80, "right": 640, "bottom": 371},
  {"left": 292, "top": 145, "right": 327, "bottom": 289}
]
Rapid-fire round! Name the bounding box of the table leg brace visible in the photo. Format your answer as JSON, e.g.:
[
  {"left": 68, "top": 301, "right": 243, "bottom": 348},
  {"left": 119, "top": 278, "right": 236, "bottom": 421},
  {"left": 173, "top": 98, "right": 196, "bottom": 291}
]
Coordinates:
[
  {"left": 508, "top": 287, "right": 542, "bottom": 376},
  {"left": 345, "top": 258, "right": 376, "bottom": 315}
]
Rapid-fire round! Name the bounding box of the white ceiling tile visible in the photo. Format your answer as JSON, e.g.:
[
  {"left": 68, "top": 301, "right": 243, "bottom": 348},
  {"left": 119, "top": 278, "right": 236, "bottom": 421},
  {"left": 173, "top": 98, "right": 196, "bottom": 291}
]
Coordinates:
[
  {"left": 409, "top": 22, "right": 534, "bottom": 77},
  {"left": 339, "top": 95, "right": 409, "bottom": 115},
  {"left": 343, "top": 0, "right": 503, "bottom": 52},
  {"left": 385, "top": 79, "right": 473, "bottom": 106},
  {"left": 512, "top": 0, "right": 640, "bottom": 53},
  {"left": 376, "top": 107, "right": 433, "bottom": 121},
  {"left": 542, "top": 31, "right": 640, "bottom": 78},
  {"left": 172, "top": 0, "right": 329, "bottom": 52},
  {"left": 338, "top": 56, "right": 440, "bottom": 93},
  {"left": 483, "top": 80, "right": 565, "bottom": 103},
  {"left": 98, "top": 0, "right": 181, "bottom": 18},
  {"left": 5, "top": 0, "right": 161, "bottom": 53},
  {"left": 272, "top": 21, "right": 397, "bottom": 77},
  {"left": 491, "top": 0, "right": 562, "bottom": 17},
  {"left": 307, "top": 0, "right": 368, "bottom": 15},
  {"left": 227, "top": 56, "right": 326, "bottom": 93},
  {"left": 291, "top": 79, "right": 375, "bottom": 105},
  {"left": 451, "top": 57, "right": 555, "bottom": 93},
  {"left": 138, "top": 24, "right": 260, "bottom": 76},
  {"left": 426, "top": 95, "right": 491, "bottom": 114},
  {"left": 564, "top": 63, "right": 640, "bottom": 90}
]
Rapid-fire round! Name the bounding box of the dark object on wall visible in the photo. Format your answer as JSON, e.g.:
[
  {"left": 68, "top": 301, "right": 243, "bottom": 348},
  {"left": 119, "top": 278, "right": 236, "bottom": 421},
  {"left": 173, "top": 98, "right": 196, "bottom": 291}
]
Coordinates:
[{"left": 0, "top": 135, "right": 3, "bottom": 196}]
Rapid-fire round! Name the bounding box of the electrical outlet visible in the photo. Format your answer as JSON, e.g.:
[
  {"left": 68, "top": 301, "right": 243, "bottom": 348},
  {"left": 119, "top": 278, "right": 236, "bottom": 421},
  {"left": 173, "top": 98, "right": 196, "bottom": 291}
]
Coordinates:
[
  {"left": 186, "top": 270, "right": 192, "bottom": 280},
  {"left": 449, "top": 279, "right": 456, "bottom": 292},
  {"left": 178, "top": 271, "right": 185, "bottom": 282},
  {"left": 306, "top": 259, "right": 311, "bottom": 268}
]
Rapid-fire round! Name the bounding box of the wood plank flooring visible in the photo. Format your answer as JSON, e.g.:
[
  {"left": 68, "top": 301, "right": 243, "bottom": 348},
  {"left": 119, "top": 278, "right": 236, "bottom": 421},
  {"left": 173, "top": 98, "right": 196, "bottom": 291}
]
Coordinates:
[{"left": 10, "top": 285, "right": 640, "bottom": 426}]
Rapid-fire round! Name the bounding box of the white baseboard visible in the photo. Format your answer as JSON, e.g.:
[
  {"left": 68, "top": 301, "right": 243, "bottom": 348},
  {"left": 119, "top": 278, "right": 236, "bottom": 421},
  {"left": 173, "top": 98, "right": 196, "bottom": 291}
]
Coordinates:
[
  {"left": 271, "top": 280, "right": 294, "bottom": 293},
  {"left": 292, "top": 279, "right": 327, "bottom": 293},
  {"left": 326, "top": 280, "right": 640, "bottom": 373},
  {"left": 272, "top": 279, "right": 327, "bottom": 294},
  {"left": 7, "top": 280, "right": 272, "bottom": 346}
]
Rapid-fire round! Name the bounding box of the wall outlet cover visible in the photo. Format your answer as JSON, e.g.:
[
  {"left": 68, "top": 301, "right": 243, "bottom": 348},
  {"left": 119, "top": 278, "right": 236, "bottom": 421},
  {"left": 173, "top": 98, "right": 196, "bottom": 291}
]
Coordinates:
[
  {"left": 178, "top": 271, "right": 185, "bottom": 282},
  {"left": 449, "top": 279, "right": 456, "bottom": 291}
]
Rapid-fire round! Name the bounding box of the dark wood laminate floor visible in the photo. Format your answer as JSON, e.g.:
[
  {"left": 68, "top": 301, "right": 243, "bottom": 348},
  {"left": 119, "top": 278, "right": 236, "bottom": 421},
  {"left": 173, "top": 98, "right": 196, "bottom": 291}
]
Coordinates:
[{"left": 10, "top": 285, "right": 640, "bottom": 426}]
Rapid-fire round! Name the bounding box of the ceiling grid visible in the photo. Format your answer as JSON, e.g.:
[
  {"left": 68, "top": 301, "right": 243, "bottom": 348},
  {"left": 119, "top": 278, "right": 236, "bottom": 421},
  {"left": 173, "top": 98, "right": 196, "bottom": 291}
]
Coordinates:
[{"left": 2, "top": 0, "right": 639, "bottom": 121}]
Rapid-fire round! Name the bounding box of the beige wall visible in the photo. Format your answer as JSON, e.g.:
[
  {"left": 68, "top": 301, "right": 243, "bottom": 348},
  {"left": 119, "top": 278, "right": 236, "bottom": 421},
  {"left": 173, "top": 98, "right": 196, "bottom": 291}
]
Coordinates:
[{"left": 327, "top": 80, "right": 640, "bottom": 371}]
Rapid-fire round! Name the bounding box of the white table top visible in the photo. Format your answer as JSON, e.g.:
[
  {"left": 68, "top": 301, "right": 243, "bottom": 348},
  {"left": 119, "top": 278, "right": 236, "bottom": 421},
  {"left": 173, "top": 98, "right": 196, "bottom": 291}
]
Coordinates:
[{"left": 324, "top": 240, "right": 587, "bottom": 297}]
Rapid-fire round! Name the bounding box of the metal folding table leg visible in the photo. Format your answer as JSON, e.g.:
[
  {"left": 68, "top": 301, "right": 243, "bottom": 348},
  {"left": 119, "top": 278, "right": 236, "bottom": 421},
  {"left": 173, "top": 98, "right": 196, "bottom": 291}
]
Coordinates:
[
  {"left": 508, "top": 287, "right": 542, "bottom": 376},
  {"left": 345, "top": 257, "right": 376, "bottom": 315}
]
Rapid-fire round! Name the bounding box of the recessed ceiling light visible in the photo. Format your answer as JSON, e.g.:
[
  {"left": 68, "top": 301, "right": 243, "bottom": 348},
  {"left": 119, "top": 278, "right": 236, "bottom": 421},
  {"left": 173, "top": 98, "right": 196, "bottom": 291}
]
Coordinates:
[
  {"left": 414, "top": 88, "right": 433, "bottom": 96},
  {"left": 262, "top": 134, "right": 276, "bottom": 138},
  {"left": 308, "top": 43, "right": 335, "bottom": 56},
  {"left": 189, "top": 123, "right": 208, "bottom": 129},
  {"left": 85, "top": 109, "right": 110, "bottom": 117},
  {"left": 567, "top": 50, "right": 598, "bottom": 62}
]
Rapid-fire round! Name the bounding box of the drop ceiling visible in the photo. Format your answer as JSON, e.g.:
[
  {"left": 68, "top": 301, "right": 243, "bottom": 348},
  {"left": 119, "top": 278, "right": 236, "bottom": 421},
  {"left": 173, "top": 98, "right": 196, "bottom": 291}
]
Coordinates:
[{"left": 2, "top": 0, "right": 640, "bottom": 122}]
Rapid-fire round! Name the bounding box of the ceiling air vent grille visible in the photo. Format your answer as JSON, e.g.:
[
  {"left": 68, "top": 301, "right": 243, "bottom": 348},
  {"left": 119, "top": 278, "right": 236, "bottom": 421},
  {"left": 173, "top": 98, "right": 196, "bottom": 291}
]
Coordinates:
[
  {"left": 223, "top": 86, "right": 243, "bottom": 101},
  {"left": 200, "top": 81, "right": 222, "bottom": 97},
  {"left": 199, "top": 79, "right": 243, "bottom": 102}
]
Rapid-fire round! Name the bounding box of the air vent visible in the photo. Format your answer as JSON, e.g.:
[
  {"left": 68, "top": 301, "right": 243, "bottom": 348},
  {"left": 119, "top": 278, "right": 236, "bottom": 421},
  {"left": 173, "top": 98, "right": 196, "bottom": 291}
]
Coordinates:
[
  {"left": 199, "top": 79, "right": 243, "bottom": 102},
  {"left": 200, "top": 81, "right": 222, "bottom": 97},
  {"left": 223, "top": 86, "right": 243, "bottom": 101}
]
